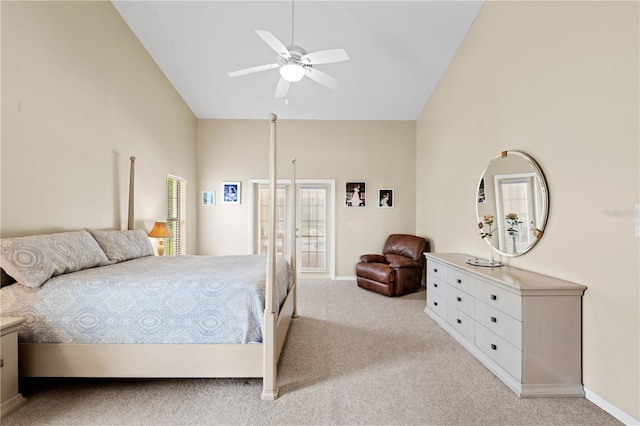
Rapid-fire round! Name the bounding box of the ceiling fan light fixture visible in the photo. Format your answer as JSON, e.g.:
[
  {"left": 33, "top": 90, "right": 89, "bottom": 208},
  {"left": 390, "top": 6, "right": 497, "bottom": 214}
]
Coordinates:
[{"left": 280, "top": 63, "right": 305, "bottom": 82}]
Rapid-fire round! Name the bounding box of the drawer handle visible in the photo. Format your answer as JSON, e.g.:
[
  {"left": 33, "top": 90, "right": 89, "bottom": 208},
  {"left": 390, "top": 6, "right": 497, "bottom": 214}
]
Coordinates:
[
  {"left": 434, "top": 283, "right": 438, "bottom": 288},
  {"left": 491, "top": 344, "right": 497, "bottom": 350},
  {"left": 456, "top": 319, "right": 462, "bottom": 324},
  {"left": 491, "top": 294, "right": 497, "bottom": 301},
  {"left": 434, "top": 301, "right": 438, "bottom": 306},
  {"left": 433, "top": 268, "right": 438, "bottom": 273},
  {"left": 491, "top": 316, "right": 497, "bottom": 323},
  {"left": 0, "top": 358, "right": 3, "bottom": 368},
  {"left": 456, "top": 297, "right": 462, "bottom": 302},
  {"left": 457, "top": 279, "right": 462, "bottom": 284}
]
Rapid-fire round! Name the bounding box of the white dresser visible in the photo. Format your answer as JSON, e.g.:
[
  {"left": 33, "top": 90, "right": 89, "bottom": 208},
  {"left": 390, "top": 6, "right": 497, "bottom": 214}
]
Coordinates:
[{"left": 424, "top": 253, "right": 586, "bottom": 397}]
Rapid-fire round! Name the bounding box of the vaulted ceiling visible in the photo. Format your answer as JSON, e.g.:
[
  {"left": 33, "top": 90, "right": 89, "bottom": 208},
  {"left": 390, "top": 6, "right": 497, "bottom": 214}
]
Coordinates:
[{"left": 113, "top": 1, "right": 484, "bottom": 120}]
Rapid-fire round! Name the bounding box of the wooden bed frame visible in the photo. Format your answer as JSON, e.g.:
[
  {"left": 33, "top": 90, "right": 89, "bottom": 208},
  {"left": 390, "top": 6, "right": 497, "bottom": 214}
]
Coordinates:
[{"left": 18, "top": 113, "right": 296, "bottom": 400}]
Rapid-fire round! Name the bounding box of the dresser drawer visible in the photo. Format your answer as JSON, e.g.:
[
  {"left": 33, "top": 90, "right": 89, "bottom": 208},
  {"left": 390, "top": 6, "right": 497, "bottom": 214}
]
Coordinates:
[
  {"left": 448, "top": 286, "right": 474, "bottom": 318},
  {"left": 475, "top": 300, "right": 522, "bottom": 350},
  {"left": 426, "top": 290, "right": 448, "bottom": 321},
  {"left": 426, "top": 276, "right": 448, "bottom": 300},
  {"left": 448, "top": 307, "right": 475, "bottom": 343},
  {"left": 448, "top": 268, "right": 475, "bottom": 296},
  {"left": 476, "top": 323, "right": 522, "bottom": 381},
  {"left": 475, "top": 279, "right": 522, "bottom": 320},
  {"left": 426, "top": 260, "right": 447, "bottom": 283}
]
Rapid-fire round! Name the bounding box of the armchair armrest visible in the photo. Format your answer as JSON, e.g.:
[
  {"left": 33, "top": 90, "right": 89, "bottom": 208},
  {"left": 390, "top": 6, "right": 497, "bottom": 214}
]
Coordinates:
[
  {"left": 389, "top": 258, "right": 422, "bottom": 269},
  {"left": 360, "top": 254, "right": 387, "bottom": 263}
]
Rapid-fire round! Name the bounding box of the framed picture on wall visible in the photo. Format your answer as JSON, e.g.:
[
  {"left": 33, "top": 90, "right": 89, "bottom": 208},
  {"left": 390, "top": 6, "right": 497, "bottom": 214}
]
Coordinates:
[
  {"left": 202, "top": 190, "right": 215, "bottom": 206},
  {"left": 378, "top": 188, "right": 394, "bottom": 208},
  {"left": 345, "top": 181, "right": 366, "bottom": 207},
  {"left": 222, "top": 181, "right": 241, "bottom": 204}
]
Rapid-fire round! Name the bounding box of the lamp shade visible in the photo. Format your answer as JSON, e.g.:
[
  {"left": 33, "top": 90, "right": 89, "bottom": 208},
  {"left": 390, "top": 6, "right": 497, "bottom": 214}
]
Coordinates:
[{"left": 148, "top": 221, "right": 172, "bottom": 238}]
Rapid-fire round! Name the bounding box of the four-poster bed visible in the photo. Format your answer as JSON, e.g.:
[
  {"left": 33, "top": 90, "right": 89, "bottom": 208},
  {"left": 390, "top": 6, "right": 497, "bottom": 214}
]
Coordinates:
[{"left": 0, "top": 114, "right": 295, "bottom": 400}]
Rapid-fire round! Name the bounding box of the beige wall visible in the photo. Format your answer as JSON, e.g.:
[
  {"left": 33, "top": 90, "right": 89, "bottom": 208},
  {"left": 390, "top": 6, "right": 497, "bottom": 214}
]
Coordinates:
[
  {"left": 3, "top": 0, "right": 638, "bottom": 420},
  {"left": 417, "top": 1, "right": 639, "bottom": 420},
  {"left": 197, "top": 119, "right": 417, "bottom": 277},
  {"left": 1, "top": 1, "right": 198, "bottom": 253}
]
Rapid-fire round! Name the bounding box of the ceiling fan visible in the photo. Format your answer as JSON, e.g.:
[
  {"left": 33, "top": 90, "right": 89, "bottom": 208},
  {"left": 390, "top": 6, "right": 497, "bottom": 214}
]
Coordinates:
[{"left": 228, "top": 29, "right": 349, "bottom": 98}]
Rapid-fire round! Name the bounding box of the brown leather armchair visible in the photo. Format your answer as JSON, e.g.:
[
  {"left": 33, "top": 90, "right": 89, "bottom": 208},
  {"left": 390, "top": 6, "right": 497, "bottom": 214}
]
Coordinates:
[{"left": 356, "top": 234, "right": 430, "bottom": 297}]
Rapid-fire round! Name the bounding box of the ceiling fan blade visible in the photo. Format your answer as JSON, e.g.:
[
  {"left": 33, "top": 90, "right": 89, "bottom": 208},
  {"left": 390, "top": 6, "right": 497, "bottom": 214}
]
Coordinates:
[
  {"left": 255, "top": 30, "right": 291, "bottom": 59},
  {"left": 228, "top": 63, "right": 280, "bottom": 77},
  {"left": 275, "top": 78, "right": 291, "bottom": 98},
  {"left": 301, "top": 49, "right": 349, "bottom": 65},
  {"left": 305, "top": 68, "right": 341, "bottom": 90}
]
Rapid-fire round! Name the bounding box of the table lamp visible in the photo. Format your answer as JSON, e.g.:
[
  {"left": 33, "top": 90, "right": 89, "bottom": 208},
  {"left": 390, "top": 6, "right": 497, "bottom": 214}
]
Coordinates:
[{"left": 148, "top": 221, "right": 172, "bottom": 256}]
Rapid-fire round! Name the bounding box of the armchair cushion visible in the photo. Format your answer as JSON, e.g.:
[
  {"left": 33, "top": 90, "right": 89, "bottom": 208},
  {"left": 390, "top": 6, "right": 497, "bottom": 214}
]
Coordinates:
[
  {"left": 360, "top": 254, "right": 387, "bottom": 264},
  {"left": 383, "top": 234, "right": 427, "bottom": 262},
  {"left": 387, "top": 257, "right": 421, "bottom": 269},
  {"left": 356, "top": 234, "right": 430, "bottom": 297},
  {"left": 355, "top": 262, "right": 393, "bottom": 284}
]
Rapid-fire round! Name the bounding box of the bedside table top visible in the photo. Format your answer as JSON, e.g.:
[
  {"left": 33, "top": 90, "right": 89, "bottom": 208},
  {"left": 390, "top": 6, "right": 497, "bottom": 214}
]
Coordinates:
[{"left": 1, "top": 317, "right": 26, "bottom": 335}]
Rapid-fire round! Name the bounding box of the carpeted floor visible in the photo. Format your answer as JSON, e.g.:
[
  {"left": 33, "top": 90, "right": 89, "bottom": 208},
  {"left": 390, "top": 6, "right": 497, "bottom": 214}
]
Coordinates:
[{"left": 3, "top": 279, "right": 621, "bottom": 425}]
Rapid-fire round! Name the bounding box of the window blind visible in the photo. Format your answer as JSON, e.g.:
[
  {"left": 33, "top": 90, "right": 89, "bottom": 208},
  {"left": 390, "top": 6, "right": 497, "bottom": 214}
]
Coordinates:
[{"left": 166, "top": 175, "right": 187, "bottom": 255}]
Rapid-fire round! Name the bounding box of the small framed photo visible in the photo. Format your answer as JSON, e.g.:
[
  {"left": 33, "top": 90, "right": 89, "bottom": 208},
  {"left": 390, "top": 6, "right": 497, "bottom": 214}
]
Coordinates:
[
  {"left": 222, "top": 182, "right": 241, "bottom": 204},
  {"left": 478, "top": 178, "right": 486, "bottom": 203},
  {"left": 202, "top": 191, "right": 215, "bottom": 206},
  {"left": 346, "top": 181, "right": 366, "bottom": 207},
  {"left": 378, "top": 188, "right": 394, "bottom": 208}
]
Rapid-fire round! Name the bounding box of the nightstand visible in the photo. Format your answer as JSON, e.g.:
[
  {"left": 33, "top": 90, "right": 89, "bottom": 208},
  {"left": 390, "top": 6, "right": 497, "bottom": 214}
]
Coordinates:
[{"left": 1, "top": 317, "right": 27, "bottom": 418}]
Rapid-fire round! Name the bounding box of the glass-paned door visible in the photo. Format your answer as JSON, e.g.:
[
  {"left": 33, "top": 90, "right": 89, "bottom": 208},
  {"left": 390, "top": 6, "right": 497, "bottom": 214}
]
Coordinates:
[
  {"left": 257, "top": 185, "right": 287, "bottom": 257},
  {"left": 299, "top": 187, "right": 326, "bottom": 271},
  {"left": 252, "top": 179, "right": 334, "bottom": 278}
]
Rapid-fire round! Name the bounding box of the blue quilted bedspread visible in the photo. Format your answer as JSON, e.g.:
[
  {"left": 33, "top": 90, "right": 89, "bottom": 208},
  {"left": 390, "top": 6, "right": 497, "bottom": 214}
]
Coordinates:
[{"left": 0, "top": 254, "right": 291, "bottom": 344}]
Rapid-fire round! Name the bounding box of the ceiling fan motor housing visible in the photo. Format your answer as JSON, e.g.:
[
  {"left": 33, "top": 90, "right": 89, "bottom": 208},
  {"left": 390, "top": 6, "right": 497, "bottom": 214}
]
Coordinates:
[{"left": 280, "top": 46, "right": 310, "bottom": 67}]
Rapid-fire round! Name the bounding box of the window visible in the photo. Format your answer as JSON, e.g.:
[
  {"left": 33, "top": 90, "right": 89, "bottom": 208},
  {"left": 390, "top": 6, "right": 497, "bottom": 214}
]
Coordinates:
[
  {"left": 166, "top": 175, "right": 187, "bottom": 255},
  {"left": 494, "top": 173, "right": 537, "bottom": 254}
]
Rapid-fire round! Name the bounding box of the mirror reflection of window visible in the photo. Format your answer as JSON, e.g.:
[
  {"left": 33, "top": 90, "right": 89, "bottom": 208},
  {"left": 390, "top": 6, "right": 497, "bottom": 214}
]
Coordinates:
[{"left": 494, "top": 174, "right": 538, "bottom": 254}]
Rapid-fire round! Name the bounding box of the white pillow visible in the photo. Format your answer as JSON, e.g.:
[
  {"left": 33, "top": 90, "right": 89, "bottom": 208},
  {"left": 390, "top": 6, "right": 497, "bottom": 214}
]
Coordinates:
[
  {"left": 88, "top": 229, "right": 154, "bottom": 264},
  {"left": 0, "top": 230, "right": 111, "bottom": 288}
]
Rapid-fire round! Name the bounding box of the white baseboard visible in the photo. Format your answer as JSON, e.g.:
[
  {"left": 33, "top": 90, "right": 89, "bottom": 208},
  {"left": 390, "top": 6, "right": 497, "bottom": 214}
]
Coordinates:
[
  {"left": 334, "top": 276, "right": 356, "bottom": 281},
  {"left": 584, "top": 387, "right": 639, "bottom": 425}
]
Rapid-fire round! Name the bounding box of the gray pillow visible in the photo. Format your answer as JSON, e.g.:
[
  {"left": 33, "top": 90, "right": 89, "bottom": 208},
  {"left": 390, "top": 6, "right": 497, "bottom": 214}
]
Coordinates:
[
  {"left": 88, "top": 229, "right": 154, "bottom": 264},
  {"left": 0, "top": 230, "right": 111, "bottom": 288}
]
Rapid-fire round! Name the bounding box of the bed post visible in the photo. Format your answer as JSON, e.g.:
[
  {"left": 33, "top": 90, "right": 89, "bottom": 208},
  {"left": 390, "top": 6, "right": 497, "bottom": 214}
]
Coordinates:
[
  {"left": 262, "top": 113, "right": 279, "bottom": 401},
  {"left": 128, "top": 156, "right": 136, "bottom": 231},
  {"left": 291, "top": 158, "right": 298, "bottom": 318}
]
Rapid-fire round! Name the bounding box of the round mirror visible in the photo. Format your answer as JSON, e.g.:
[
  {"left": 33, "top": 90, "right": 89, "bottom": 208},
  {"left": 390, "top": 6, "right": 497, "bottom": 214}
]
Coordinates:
[{"left": 476, "top": 151, "right": 549, "bottom": 257}]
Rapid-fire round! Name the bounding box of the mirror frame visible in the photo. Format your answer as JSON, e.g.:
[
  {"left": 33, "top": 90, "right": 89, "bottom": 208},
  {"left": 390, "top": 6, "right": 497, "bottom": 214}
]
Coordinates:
[{"left": 476, "top": 150, "right": 549, "bottom": 257}]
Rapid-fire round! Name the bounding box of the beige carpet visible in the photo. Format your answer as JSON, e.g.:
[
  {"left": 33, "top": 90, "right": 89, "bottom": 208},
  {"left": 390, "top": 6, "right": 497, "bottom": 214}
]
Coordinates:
[{"left": 3, "top": 279, "right": 620, "bottom": 425}]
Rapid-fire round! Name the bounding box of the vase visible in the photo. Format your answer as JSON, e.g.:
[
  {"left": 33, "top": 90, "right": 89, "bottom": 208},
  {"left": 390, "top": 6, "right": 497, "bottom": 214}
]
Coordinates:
[
  {"left": 512, "top": 235, "right": 517, "bottom": 254},
  {"left": 487, "top": 237, "right": 495, "bottom": 264}
]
